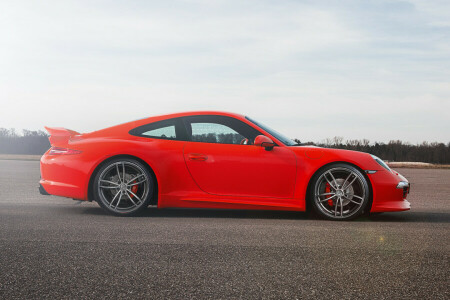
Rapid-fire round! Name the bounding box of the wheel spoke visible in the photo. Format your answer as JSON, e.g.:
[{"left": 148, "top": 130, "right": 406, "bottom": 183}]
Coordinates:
[
  {"left": 126, "top": 189, "right": 142, "bottom": 204},
  {"left": 345, "top": 197, "right": 362, "bottom": 205},
  {"left": 335, "top": 198, "right": 339, "bottom": 216},
  {"left": 352, "top": 195, "right": 364, "bottom": 201},
  {"left": 328, "top": 171, "right": 339, "bottom": 188},
  {"left": 340, "top": 198, "right": 343, "bottom": 216},
  {"left": 125, "top": 192, "right": 137, "bottom": 206},
  {"left": 324, "top": 173, "right": 337, "bottom": 190},
  {"left": 341, "top": 172, "right": 353, "bottom": 190},
  {"left": 319, "top": 192, "right": 335, "bottom": 196},
  {"left": 128, "top": 179, "right": 146, "bottom": 187},
  {"left": 116, "top": 163, "right": 121, "bottom": 182},
  {"left": 343, "top": 175, "right": 357, "bottom": 190},
  {"left": 109, "top": 190, "right": 121, "bottom": 207},
  {"left": 127, "top": 173, "right": 144, "bottom": 184},
  {"left": 319, "top": 194, "right": 336, "bottom": 202},
  {"left": 122, "top": 162, "right": 126, "bottom": 184},
  {"left": 100, "top": 179, "right": 119, "bottom": 186},
  {"left": 114, "top": 192, "right": 123, "bottom": 209},
  {"left": 100, "top": 185, "right": 118, "bottom": 189}
]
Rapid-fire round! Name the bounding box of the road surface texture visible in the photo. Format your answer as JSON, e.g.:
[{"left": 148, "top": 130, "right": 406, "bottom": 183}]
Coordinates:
[{"left": 0, "top": 160, "right": 449, "bottom": 299}]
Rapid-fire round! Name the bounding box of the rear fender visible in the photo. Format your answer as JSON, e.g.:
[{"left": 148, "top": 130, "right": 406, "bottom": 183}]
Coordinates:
[{"left": 84, "top": 146, "right": 161, "bottom": 202}]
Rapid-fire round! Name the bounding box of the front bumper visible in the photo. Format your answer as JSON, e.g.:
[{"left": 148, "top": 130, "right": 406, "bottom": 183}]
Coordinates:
[
  {"left": 368, "top": 170, "right": 411, "bottom": 212},
  {"left": 397, "top": 181, "right": 410, "bottom": 199}
]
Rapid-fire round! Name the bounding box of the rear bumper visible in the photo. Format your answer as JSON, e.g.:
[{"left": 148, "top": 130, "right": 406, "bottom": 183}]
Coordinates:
[
  {"left": 40, "top": 152, "right": 88, "bottom": 200},
  {"left": 39, "top": 183, "right": 50, "bottom": 195}
]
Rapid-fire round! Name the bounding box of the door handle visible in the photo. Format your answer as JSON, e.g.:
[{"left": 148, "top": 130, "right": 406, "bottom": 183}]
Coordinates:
[{"left": 188, "top": 153, "right": 208, "bottom": 161}]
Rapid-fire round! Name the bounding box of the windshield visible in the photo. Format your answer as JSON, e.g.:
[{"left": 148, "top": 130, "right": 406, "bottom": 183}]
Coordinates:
[{"left": 245, "top": 116, "right": 297, "bottom": 146}]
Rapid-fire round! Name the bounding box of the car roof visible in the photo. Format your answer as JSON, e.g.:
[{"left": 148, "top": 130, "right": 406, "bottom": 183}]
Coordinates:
[
  {"left": 132, "top": 111, "right": 246, "bottom": 127},
  {"left": 153, "top": 111, "right": 245, "bottom": 119},
  {"left": 85, "top": 111, "right": 247, "bottom": 137}
]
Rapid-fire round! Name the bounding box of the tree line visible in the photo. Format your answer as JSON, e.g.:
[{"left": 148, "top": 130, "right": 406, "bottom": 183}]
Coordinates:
[
  {"left": 294, "top": 137, "right": 450, "bottom": 164},
  {"left": 0, "top": 128, "right": 449, "bottom": 164},
  {"left": 0, "top": 128, "right": 50, "bottom": 155}
]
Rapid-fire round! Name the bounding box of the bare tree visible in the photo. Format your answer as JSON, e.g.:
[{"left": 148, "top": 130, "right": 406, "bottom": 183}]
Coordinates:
[{"left": 0, "top": 127, "right": 449, "bottom": 163}]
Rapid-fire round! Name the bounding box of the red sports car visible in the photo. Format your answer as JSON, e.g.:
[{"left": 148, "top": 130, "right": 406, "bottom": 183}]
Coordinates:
[{"left": 39, "top": 111, "right": 410, "bottom": 220}]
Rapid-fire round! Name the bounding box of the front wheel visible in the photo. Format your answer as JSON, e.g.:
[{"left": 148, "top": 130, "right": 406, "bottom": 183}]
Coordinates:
[
  {"left": 310, "top": 164, "right": 370, "bottom": 221},
  {"left": 93, "top": 158, "right": 154, "bottom": 216}
]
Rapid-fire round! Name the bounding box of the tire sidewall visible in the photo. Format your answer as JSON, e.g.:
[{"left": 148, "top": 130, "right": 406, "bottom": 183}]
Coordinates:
[
  {"left": 93, "top": 158, "right": 154, "bottom": 216},
  {"left": 309, "top": 163, "right": 370, "bottom": 221}
]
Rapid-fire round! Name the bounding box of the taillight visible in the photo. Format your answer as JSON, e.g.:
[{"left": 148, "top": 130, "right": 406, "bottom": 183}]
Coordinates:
[{"left": 48, "top": 147, "right": 82, "bottom": 155}]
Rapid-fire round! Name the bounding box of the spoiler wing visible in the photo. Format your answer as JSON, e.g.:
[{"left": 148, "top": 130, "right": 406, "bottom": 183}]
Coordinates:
[{"left": 44, "top": 126, "right": 81, "bottom": 146}]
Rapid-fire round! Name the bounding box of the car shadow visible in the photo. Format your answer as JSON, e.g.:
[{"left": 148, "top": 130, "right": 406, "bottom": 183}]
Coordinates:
[
  {"left": 79, "top": 206, "right": 311, "bottom": 220},
  {"left": 362, "top": 211, "right": 450, "bottom": 223},
  {"left": 78, "top": 206, "right": 450, "bottom": 223}
]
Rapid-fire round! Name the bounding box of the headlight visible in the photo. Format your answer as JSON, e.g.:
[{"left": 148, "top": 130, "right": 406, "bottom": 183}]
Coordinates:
[{"left": 370, "top": 154, "right": 391, "bottom": 171}]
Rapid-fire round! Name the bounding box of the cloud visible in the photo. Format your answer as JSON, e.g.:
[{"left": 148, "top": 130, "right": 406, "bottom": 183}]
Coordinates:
[{"left": 0, "top": 0, "right": 449, "bottom": 143}]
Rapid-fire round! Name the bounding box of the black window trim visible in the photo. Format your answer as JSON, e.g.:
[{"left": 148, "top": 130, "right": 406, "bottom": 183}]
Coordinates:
[
  {"left": 180, "top": 114, "right": 269, "bottom": 146},
  {"left": 129, "top": 117, "right": 189, "bottom": 141},
  {"left": 129, "top": 114, "right": 281, "bottom": 146}
]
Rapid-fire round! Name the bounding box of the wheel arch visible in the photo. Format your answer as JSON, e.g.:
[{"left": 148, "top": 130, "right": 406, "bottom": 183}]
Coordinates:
[
  {"left": 305, "top": 161, "right": 374, "bottom": 214},
  {"left": 87, "top": 154, "right": 159, "bottom": 206}
]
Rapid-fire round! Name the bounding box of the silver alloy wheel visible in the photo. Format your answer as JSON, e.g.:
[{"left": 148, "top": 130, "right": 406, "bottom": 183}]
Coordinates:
[
  {"left": 97, "top": 161, "right": 150, "bottom": 213},
  {"left": 314, "top": 167, "right": 367, "bottom": 219}
]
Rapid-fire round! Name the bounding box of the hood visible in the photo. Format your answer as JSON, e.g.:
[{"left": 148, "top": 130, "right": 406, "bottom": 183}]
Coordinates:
[{"left": 288, "top": 146, "right": 384, "bottom": 171}]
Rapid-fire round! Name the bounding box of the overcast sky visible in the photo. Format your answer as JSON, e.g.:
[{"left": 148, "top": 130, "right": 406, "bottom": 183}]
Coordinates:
[{"left": 0, "top": 0, "right": 449, "bottom": 143}]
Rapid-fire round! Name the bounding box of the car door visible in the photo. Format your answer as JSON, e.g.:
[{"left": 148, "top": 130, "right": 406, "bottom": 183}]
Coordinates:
[
  {"left": 182, "top": 115, "right": 297, "bottom": 199},
  {"left": 128, "top": 117, "right": 193, "bottom": 197}
]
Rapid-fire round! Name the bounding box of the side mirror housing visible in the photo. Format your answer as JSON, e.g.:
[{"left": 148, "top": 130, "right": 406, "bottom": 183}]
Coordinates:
[{"left": 254, "top": 135, "right": 275, "bottom": 151}]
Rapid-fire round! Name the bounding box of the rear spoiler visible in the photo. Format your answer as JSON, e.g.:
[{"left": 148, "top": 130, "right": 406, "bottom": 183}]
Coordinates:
[{"left": 44, "top": 126, "right": 81, "bottom": 146}]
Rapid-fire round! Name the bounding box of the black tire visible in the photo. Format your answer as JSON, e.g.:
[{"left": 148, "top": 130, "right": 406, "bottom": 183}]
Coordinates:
[
  {"left": 93, "top": 158, "right": 154, "bottom": 216},
  {"left": 309, "top": 163, "right": 370, "bottom": 221}
]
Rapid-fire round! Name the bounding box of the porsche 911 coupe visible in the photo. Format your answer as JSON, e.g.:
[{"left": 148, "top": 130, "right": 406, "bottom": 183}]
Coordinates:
[{"left": 39, "top": 111, "right": 410, "bottom": 220}]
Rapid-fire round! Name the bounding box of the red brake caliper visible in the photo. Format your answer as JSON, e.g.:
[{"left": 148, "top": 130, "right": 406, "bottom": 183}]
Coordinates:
[
  {"left": 130, "top": 181, "right": 138, "bottom": 197},
  {"left": 325, "top": 183, "right": 334, "bottom": 207}
]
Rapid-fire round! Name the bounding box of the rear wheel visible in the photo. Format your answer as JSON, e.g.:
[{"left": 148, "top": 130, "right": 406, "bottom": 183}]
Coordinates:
[
  {"left": 310, "top": 164, "right": 370, "bottom": 220},
  {"left": 94, "top": 158, "right": 154, "bottom": 216}
]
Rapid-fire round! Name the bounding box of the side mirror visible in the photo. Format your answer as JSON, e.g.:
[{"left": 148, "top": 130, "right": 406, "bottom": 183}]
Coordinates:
[{"left": 254, "top": 135, "right": 275, "bottom": 151}]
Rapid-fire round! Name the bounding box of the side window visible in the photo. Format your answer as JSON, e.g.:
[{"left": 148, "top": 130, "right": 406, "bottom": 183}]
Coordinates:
[
  {"left": 129, "top": 118, "right": 187, "bottom": 141},
  {"left": 142, "top": 125, "right": 176, "bottom": 139},
  {"left": 191, "top": 123, "right": 244, "bottom": 144},
  {"left": 183, "top": 115, "right": 262, "bottom": 145}
]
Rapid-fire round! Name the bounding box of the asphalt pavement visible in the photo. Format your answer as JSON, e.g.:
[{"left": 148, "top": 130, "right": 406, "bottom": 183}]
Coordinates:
[{"left": 0, "top": 160, "right": 449, "bottom": 299}]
